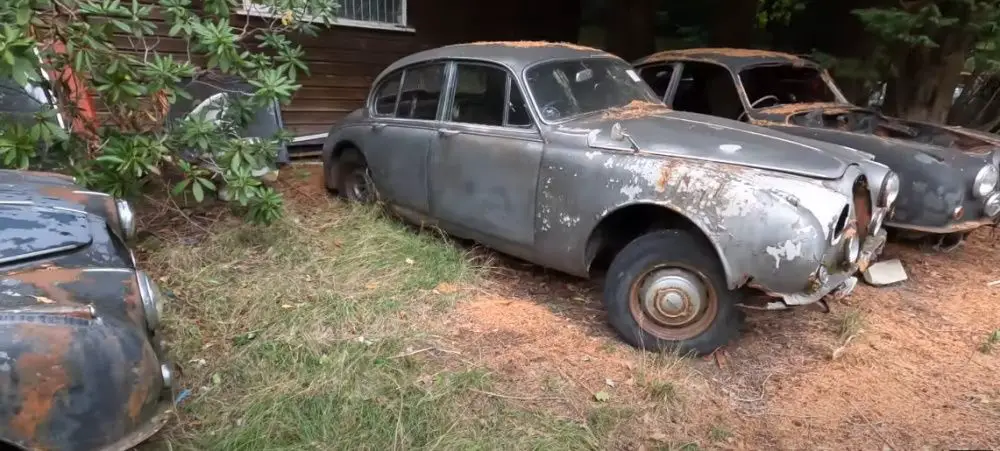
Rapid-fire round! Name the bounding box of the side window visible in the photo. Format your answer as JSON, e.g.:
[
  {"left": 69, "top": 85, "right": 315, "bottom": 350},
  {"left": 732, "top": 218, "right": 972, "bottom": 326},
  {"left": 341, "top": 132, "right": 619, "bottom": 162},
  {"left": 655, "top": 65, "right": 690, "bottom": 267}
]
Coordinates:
[
  {"left": 372, "top": 72, "right": 402, "bottom": 116},
  {"left": 450, "top": 63, "right": 508, "bottom": 126},
  {"left": 506, "top": 81, "right": 532, "bottom": 127},
  {"left": 397, "top": 63, "right": 445, "bottom": 120},
  {"left": 672, "top": 62, "right": 745, "bottom": 121},
  {"left": 638, "top": 64, "right": 674, "bottom": 100}
]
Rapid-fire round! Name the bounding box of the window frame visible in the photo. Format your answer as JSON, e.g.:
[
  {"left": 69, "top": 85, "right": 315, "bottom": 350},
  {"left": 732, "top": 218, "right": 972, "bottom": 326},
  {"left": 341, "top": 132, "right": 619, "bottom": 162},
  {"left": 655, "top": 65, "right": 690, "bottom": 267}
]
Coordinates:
[
  {"left": 369, "top": 69, "right": 404, "bottom": 118},
  {"left": 368, "top": 61, "right": 449, "bottom": 122},
  {"left": 636, "top": 62, "right": 682, "bottom": 106},
  {"left": 443, "top": 60, "right": 535, "bottom": 130},
  {"left": 655, "top": 60, "right": 750, "bottom": 118},
  {"left": 238, "top": 0, "right": 414, "bottom": 33}
]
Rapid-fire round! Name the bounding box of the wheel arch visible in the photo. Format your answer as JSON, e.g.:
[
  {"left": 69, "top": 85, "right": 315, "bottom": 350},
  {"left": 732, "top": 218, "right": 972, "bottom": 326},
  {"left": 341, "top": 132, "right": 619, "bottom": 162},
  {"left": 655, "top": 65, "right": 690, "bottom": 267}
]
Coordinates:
[
  {"left": 323, "top": 139, "right": 364, "bottom": 191},
  {"left": 584, "top": 202, "right": 734, "bottom": 286}
]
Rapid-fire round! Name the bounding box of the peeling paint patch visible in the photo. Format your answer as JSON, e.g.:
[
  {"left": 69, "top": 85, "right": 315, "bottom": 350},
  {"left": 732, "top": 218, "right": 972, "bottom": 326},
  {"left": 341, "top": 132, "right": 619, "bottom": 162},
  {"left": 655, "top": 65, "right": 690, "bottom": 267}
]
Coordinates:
[
  {"left": 585, "top": 150, "right": 602, "bottom": 160},
  {"left": 765, "top": 240, "right": 803, "bottom": 269},
  {"left": 620, "top": 184, "right": 642, "bottom": 201},
  {"left": 719, "top": 144, "right": 742, "bottom": 153}
]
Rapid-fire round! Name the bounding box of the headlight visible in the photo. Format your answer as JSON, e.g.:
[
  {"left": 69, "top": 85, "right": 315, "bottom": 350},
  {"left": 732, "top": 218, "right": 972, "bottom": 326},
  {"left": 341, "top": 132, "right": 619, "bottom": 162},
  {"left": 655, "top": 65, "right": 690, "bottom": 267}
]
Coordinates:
[
  {"left": 115, "top": 198, "right": 137, "bottom": 240},
  {"left": 844, "top": 233, "right": 861, "bottom": 267},
  {"left": 973, "top": 165, "right": 999, "bottom": 198},
  {"left": 879, "top": 172, "right": 900, "bottom": 207},
  {"left": 136, "top": 270, "right": 164, "bottom": 331},
  {"left": 986, "top": 192, "right": 1000, "bottom": 218}
]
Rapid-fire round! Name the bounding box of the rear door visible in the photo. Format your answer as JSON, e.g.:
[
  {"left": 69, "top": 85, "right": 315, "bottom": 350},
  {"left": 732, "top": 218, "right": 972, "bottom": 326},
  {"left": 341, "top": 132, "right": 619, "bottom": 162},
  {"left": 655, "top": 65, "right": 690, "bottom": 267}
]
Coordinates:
[{"left": 363, "top": 63, "right": 447, "bottom": 214}]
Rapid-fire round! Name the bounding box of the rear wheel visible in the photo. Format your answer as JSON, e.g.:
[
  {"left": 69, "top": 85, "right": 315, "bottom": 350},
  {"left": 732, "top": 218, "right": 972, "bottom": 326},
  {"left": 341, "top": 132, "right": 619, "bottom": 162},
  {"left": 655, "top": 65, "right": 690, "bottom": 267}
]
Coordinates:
[
  {"left": 335, "top": 149, "right": 377, "bottom": 204},
  {"left": 603, "top": 229, "right": 743, "bottom": 355}
]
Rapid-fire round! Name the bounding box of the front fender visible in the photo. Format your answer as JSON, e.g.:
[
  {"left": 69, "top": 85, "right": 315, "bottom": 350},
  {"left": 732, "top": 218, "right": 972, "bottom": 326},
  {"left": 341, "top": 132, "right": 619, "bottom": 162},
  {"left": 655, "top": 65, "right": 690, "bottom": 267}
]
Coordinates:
[
  {"left": 0, "top": 312, "right": 166, "bottom": 450},
  {"left": 536, "top": 148, "right": 844, "bottom": 294},
  {"left": 628, "top": 159, "right": 840, "bottom": 293}
]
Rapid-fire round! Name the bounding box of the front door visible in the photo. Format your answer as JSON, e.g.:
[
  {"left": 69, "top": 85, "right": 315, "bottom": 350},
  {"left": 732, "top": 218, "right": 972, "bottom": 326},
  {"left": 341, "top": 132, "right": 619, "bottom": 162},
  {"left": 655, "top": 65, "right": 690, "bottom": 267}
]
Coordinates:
[
  {"left": 427, "top": 62, "right": 543, "bottom": 249},
  {"left": 364, "top": 62, "right": 447, "bottom": 214}
]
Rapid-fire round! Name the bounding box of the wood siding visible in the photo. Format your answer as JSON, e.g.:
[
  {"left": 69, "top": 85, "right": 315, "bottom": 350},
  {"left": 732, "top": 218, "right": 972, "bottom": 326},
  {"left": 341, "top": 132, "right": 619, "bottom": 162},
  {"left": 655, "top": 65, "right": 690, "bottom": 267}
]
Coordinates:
[{"left": 104, "top": 0, "right": 582, "bottom": 136}]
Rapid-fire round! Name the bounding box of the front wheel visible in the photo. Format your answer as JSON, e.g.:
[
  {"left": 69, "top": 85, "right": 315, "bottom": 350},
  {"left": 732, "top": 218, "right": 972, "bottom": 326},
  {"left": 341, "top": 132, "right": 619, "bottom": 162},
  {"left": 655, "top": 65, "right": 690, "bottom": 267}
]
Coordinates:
[
  {"left": 335, "top": 149, "right": 377, "bottom": 204},
  {"left": 603, "top": 229, "right": 744, "bottom": 355}
]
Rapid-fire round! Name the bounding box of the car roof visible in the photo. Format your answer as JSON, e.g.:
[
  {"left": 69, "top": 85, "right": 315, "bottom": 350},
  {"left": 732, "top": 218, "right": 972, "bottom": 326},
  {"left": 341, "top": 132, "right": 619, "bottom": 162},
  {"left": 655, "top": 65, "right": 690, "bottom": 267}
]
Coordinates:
[
  {"left": 633, "top": 48, "right": 818, "bottom": 71},
  {"left": 377, "top": 41, "right": 615, "bottom": 80}
]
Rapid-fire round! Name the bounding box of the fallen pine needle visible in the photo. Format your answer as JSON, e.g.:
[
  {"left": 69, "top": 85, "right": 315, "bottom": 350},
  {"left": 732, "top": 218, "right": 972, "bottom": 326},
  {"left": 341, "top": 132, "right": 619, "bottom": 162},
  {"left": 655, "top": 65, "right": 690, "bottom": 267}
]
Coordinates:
[{"left": 469, "top": 388, "right": 562, "bottom": 401}]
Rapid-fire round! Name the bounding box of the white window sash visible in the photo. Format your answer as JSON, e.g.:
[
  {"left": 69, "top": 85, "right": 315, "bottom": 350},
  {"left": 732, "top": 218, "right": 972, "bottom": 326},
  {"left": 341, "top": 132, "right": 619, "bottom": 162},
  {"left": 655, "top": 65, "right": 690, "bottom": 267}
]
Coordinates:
[{"left": 238, "top": 0, "right": 414, "bottom": 32}]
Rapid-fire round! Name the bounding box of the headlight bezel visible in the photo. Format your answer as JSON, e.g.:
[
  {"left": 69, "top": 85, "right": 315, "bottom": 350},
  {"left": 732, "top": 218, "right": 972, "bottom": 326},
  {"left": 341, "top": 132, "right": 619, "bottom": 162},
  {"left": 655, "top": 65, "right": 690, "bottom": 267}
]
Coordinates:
[
  {"left": 879, "top": 172, "right": 900, "bottom": 207},
  {"left": 844, "top": 233, "right": 861, "bottom": 266},
  {"left": 136, "top": 270, "right": 164, "bottom": 331},
  {"left": 985, "top": 192, "right": 1000, "bottom": 218},
  {"left": 115, "top": 198, "right": 137, "bottom": 240},
  {"left": 973, "top": 164, "right": 999, "bottom": 198}
]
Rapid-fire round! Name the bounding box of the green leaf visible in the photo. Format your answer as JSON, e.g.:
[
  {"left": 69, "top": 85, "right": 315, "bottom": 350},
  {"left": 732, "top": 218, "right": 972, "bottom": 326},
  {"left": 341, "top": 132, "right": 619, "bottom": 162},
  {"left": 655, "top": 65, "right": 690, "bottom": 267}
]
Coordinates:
[
  {"left": 172, "top": 178, "right": 191, "bottom": 195},
  {"left": 594, "top": 391, "right": 611, "bottom": 402},
  {"left": 196, "top": 177, "right": 216, "bottom": 191},
  {"left": 192, "top": 180, "right": 204, "bottom": 202}
]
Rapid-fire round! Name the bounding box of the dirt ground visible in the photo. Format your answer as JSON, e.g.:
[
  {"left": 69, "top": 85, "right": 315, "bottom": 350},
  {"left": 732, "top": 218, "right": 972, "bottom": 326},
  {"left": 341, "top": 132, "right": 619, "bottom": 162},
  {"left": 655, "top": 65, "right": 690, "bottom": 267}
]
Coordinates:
[{"left": 282, "top": 163, "right": 1000, "bottom": 450}]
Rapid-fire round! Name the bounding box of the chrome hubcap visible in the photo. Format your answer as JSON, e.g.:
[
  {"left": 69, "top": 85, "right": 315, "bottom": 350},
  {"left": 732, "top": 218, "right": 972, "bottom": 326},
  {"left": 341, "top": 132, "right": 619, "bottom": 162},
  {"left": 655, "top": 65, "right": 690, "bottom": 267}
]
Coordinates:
[{"left": 639, "top": 269, "right": 707, "bottom": 328}]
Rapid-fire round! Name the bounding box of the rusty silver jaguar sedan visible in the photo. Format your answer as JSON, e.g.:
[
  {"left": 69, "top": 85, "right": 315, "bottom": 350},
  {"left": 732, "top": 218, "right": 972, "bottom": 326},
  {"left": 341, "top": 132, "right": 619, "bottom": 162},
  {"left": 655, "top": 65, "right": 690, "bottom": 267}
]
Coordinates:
[{"left": 321, "top": 41, "right": 899, "bottom": 355}]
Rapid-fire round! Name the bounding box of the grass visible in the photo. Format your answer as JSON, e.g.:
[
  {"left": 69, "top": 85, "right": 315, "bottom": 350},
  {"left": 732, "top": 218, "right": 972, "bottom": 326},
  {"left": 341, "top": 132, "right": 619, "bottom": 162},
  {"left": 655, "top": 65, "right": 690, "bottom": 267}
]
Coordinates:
[
  {"left": 979, "top": 328, "right": 1000, "bottom": 354},
  {"left": 836, "top": 308, "right": 866, "bottom": 341},
  {"left": 140, "top": 202, "right": 606, "bottom": 450}
]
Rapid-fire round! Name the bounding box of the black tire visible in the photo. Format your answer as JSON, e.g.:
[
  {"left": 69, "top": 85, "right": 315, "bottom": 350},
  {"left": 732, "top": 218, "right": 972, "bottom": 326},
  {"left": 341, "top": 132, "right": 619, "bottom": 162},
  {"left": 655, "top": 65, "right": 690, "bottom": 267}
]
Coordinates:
[
  {"left": 335, "top": 148, "right": 377, "bottom": 204},
  {"left": 603, "top": 229, "right": 744, "bottom": 355}
]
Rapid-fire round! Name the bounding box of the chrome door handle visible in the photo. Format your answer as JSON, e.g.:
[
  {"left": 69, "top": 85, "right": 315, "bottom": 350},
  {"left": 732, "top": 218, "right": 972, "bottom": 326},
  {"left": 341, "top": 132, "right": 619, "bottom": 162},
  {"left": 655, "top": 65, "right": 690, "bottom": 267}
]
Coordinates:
[
  {"left": 371, "top": 123, "right": 387, "bottom": 131},
  {"left": 438, "top": 128, "right": 460, "bottom": 137}
]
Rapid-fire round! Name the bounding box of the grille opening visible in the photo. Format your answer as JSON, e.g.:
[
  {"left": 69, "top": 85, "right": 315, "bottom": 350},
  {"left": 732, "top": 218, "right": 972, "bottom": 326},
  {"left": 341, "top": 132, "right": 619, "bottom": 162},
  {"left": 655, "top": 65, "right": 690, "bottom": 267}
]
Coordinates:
[{"left": 853, "top": 177, "right": 872, "bottom": 238}]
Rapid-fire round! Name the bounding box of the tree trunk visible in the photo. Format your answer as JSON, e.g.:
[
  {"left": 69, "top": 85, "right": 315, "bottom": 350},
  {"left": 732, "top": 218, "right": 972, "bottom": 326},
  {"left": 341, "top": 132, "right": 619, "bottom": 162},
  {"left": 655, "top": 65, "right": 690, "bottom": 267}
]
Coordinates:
[
  {"left": 883, "top": 30, "right": 972, "bottom": 123},
  {"left": 709, "top": 0, "right": 759, "bottom": 47},
  {"left": 604, "top": 0, "right": 655, "bottom": 62}
]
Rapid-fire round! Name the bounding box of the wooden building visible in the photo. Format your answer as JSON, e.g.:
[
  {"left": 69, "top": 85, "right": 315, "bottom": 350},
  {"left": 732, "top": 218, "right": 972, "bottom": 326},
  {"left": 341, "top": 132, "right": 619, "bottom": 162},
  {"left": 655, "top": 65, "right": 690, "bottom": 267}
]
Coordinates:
[{"left": 239, "top": 0, "right": 583, "bottom": 137}]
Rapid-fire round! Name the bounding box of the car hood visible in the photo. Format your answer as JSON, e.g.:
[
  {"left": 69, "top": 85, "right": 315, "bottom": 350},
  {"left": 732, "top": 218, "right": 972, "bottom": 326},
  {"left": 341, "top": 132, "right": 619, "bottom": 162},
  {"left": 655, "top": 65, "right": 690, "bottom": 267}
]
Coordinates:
[
  {"left": 0, "top": 203, "right": 93, "bottom": 266},
  {"left": 572, "top": 106, "right": 858, "bottom": 179}
]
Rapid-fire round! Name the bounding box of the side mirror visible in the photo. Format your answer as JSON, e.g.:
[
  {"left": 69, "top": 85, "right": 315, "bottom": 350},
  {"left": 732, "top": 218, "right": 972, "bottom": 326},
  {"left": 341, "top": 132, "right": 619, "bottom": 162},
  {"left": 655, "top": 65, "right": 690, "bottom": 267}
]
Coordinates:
[
  {"left": 610, "top": 122, "right": 640, "bottom": 153},
  {"left": 610, "top": 122, "right": 626, "bottom": 141}
]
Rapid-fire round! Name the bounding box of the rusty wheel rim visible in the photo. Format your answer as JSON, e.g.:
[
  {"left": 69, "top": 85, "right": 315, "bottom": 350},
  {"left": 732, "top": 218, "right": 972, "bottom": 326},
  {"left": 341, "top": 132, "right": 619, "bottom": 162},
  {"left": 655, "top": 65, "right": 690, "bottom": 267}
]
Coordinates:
[{"left": 627, "top": 264, "right": 718, "bottom": 341}]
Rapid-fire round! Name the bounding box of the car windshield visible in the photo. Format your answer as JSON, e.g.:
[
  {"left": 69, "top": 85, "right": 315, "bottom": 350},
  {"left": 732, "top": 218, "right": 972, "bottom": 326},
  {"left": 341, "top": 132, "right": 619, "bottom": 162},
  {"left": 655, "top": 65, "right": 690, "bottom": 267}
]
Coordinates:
[
  {"left": 525, "top": 57, "right": 659, "bottom": 122},
  {"left": 739, "top": 64, "right": 840, "bottom": 108}
]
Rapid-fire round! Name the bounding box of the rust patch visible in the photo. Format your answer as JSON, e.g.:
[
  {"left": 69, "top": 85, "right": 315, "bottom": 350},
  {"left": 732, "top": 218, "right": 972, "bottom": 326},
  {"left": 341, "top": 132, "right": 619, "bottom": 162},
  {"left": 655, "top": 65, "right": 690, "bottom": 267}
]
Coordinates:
[
  {"left": 9, "top": 324, "right": 74, "bottom": 439},
  {"left": 654, "top": 160, "right": 683, "bottom": 193},
  {"left": 853, "top": 178, "right": 872, "bottom": 241},
  {"left": 5, "top": 267, "right": 87, "bottom": 304},
  {"left": 126, "top": 343, "right": 159, "bottom": 422},
  {"left": 39, "top": 186, "right": 90, "bottom": 205},
  {"left": 23, "top": 171, "right": 75, "bottom": 183},
  {"left": 463, "top": 41, "right": 599, "bottom": 52},
  {"left": 757, "top": 102, "right": 855, "bottom": 117},
  {"left": 598, "top": 100, "right": 668, "bottom": 121},
  {"left": 642, "top": 47, "right": 807, "bottom": 65},
  {"left": 121, "top": 275, "right": 144, "bottom": 327}
]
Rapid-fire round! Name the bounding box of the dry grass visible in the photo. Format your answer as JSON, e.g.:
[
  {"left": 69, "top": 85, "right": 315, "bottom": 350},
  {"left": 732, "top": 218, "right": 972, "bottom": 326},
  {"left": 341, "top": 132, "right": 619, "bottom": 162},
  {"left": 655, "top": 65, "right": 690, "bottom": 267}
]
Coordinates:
[{"left": 136, "top": 164, "right": 1000, "bottom": 450}]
